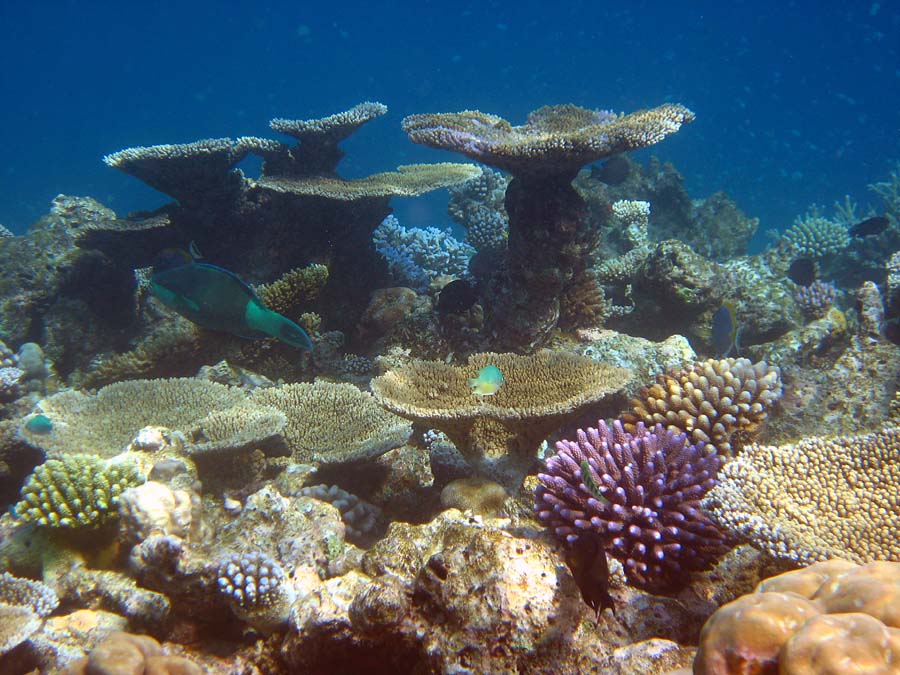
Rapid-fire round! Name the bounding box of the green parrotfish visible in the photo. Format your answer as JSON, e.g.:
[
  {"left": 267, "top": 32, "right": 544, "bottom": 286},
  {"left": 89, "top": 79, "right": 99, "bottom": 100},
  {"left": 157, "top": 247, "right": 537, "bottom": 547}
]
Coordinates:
[
  {"left": 150, "top": 259, "right": 313, "bottom": 351},
  {"left": 469, "top": 365, "right": 504, "bottom": 396},
  {"left": 24, "top": 414, "right": 53, "bottom": 435}
]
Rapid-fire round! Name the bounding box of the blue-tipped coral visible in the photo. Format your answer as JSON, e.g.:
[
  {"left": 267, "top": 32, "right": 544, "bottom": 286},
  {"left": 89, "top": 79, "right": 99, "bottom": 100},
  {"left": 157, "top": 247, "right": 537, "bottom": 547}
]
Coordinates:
[
  {"left": 535, "top": 420, "right": 727, "bottom": 594},
  {"left": 13, "top": 454, "right": 144, "bottom": 529},
  {"left": 216, "top": 551, "right": 295, "bottom": 632}
]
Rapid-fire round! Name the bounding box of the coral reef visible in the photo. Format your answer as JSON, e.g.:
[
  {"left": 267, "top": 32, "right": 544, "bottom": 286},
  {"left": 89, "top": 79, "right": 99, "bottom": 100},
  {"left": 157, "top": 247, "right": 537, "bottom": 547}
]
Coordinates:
[
  {"left": 0, "top": 571, "right": 59, "bottom": 655},
  {"left": 694, "top": 560, "right": 900, "bottom": 675},
  {"left": 535, "top": 420, "right": 727, "bottom": 592},
  {"left": 625, "top": 357, "right": 782, "bottom": 455},
  {"left": 703, "top": 426, "right": 900, "bottom": 564},
  {"left": 792, "top": 279, "right": 836, "bottom": 319},
  {"left": 300, "top": 484, "right": 384, "bottom": 546},
  {"left": 216, "top": 551, "right": 296, "bottom": 632},
  {"left": 13, "top": 454, "right": 144, "bottom": 529},
  {"left": 780, "top": 207, "right": 851, "bottom": 259},
  {"left": 372, "top": 350, "right": 631, "bottom": 483},
  {"left": 63, "top": 630, "right": 203, "bottom": 675},
  {"left": 403, "top": 102, "right": 694, "bottom": 349},
  {"left": 447, "top": 168, "right": 510, "bottom": 254},
  {"left": 252, "top": 381, "right": 411, "bottom": 466}
]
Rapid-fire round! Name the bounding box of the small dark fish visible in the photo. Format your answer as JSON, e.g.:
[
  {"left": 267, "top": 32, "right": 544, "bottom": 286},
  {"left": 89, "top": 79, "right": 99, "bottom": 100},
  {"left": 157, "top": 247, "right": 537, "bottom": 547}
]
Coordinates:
[
  {"left": 849, "top": 216, "right": 889, "bottom": 238},
  {"left": 787, "top": 258, "right": 817, "bottom": 287},
  {"left": 589, "top": 155, "right": 631, "bottom": 186},
  {"left": 710, "top": 302, "right": 741, "bottom": 357},
  {"left": 565, "top": 534, "right": 614, "bottom": 618},
  {"left": 436, "top": 279, "right": 478, "bottom": 314}
]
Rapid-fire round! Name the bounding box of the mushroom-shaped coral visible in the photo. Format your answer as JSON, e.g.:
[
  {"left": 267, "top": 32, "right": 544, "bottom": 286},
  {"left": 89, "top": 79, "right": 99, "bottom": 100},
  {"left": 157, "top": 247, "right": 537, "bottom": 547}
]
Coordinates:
[
  {"left": 216, "top": 551, "right": 296, "bottom": 632},
  {"left": 702, "top": 427, "right": 900, "bottom": 564},
  {"left": 252, "top": 381, "right": 411, "bottom": 466},
  {"left": 0, "top": 571, "right": 58, "bottom": 655},
  {"left": 535, "top": 420, "right": 727, "bottom": 592},
  {"left": 403, "top": 103, "right": 694, "bottom": 349},
  {"left": 371, "top": 350, "right": 630, "bottom": 484},
  {"left": 13, "top": 454, "right": 144, "bottom": 528},
  {"left": 694, "top": 560, "right": 900, "bottom": 675},
  {"left": 624, "top": 357, "right": 782, "bottom": 456}
]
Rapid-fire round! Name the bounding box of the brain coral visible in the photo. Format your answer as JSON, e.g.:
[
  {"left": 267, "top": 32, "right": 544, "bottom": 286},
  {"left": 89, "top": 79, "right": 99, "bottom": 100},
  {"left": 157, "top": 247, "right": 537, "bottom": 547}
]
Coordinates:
[
  {"left": 535, "top": 420, "right": 727, "bottom": 592},
  {"left": 694, "top": 560, "right": 900, "bottom": 675},
  {"left": 702, "top": 426, "right": 900, "bottom": 564},
  {"left": 372, "top": 350, "right": 630, "bottom": 483},
  {"left": 624, "top": 357, "right": 782, "bottom": 456}
]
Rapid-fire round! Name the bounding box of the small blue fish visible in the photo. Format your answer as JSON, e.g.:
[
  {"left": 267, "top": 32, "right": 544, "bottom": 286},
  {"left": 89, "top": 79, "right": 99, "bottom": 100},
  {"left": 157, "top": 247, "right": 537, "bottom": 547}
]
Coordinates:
[
  {"left": 469, "top": 365, "right": 504, "bottom": 396},
  {"left": 710, "top": 302, "right": 742, "bottom": 357},
  {"left": 24, "top": 414, "right": 53, "bottom": 435}
]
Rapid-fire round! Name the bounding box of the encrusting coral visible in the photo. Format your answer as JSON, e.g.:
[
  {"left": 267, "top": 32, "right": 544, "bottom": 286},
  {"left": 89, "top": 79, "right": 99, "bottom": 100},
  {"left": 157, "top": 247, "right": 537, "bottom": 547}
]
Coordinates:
[
  {"left": 702, "top": 426, "right": 900, "bottom": 564},
  {"left": 403, "top": 102, "right": 694, "bottom": 349},
  {"left": 252, "top": 380, "right": 411, "bottom": 466},
  {"left": 624, "top": 357, "right": 782, "bottom": 456},
  {"left": 535, "top": 420, "right": 727, "bottom": 593},
  {"left": 371, "top": 350, "right": 631, "bottom": 483},
  {"left": 12, "top": 454, "right": 144, "bottom": 528},
  {"left": 693, "top": 560, "right": 900, "bottom": 675}
]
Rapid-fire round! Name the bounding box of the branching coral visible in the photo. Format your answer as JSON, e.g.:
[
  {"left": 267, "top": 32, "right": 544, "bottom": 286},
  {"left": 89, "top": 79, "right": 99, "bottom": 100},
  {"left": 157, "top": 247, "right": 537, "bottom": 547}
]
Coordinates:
[
  {"left": 217, "top": 551, "right": 295, "bottom": 632},
  {"left": 0, "top": 571, "right": 58, "bottom": 655},
  {"left": 372, "top": 350, "right": 631, "bottom": 483},
  {"left": 694, "top": 560, "right": 900, "bottom": 675},
  {"left": 447, "top": 168, "right": 510, "bottom": 253},
  {"left": 702, "top": 427, "right": 900, "bottom": 564},
  {"left": 625, "top": 357, "right": 782, "bottom": 456},
  {"left": 13, "top": 454, "right": 144, "bottom": 528},
  {"left": 254, "top": 263, "right": 329, "bottom": 319},
  {"left": 535, "top": 420, "right": 727, "bottom": 592},
  {"left": 780, "top": 208, "right": 851, "bottom": 259},
  {"left": 792, "top": 279, "right": 836, "bottom": 320}
]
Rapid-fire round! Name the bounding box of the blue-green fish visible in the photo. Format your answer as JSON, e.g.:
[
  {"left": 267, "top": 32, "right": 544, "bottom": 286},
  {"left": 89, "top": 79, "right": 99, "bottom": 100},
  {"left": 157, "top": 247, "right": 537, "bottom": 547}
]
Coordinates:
[
  {"left": 469, "top": 365, "right": 504, "bottom": 396},
  {"left": 150, "top": 259, "right": 313, "bottom": 351},
  {"left": 24, "top": 414, "right": 53, "bottom": 435}
]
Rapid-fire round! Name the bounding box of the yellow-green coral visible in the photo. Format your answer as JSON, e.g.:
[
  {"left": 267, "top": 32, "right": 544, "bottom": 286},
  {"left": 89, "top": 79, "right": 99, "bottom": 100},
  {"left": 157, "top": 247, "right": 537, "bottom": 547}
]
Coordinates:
[
  {"left": 702, "top": 427, "right": 900, "bottom": 564},
  {"left": 13, "top": 454, "right": 144, "bottom": 528},
  {"left": 624, "top": 357, "right": 782, "bottom": 456},
  {"left": 255, "top": 263, "right": 329, "bottom": 319}
]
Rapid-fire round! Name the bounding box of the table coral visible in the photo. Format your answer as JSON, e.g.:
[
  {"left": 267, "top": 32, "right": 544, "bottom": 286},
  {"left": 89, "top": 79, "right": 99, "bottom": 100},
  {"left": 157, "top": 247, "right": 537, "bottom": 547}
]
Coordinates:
[
  {"left": 371, "top": 350, "right": 630, "bottom": 484},
  {"left": 625, "top": 357, "right": 782, "bottom": 456},
  {"left": 702, "top": 427, "right": 900, "bottom": 564},
  {"left": 403, "top": 102, "right": 693, "bottom": 349},
  {"left": 694, "top": 560, "right": 900, "bottom": 675}
]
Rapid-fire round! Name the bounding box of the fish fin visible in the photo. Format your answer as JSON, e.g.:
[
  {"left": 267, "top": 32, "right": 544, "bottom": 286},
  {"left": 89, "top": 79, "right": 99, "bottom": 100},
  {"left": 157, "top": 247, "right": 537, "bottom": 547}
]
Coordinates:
[{"left": 734, "top": 326, "right": 744, "bottom": 356}]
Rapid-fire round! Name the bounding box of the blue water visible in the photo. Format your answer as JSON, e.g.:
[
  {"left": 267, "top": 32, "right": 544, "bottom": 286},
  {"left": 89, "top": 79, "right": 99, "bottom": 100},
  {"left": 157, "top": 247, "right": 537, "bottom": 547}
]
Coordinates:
[{"left": 1, "top": 1, "right": 898, "bottom": 249}]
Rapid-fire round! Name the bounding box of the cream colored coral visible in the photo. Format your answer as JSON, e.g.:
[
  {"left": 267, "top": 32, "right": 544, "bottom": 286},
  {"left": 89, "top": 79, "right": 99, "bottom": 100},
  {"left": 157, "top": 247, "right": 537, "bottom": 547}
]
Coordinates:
[
  {"left": 252, "top": 381, "right": 411, "bottom": 465},
  {"left": 625, "top": 357, "right": 782, "bottom": 455},
  {"left": 703, "top": 427, "right": 900, "bottom": 563},
  {"left": 270, "top": 102, "right": 388, "bottom": 140},
  {"left": 611, "top": 199, "right": 651, "bottom": 247},
  {"left": 256, "top": 163, "right": 482, "bottom": 200},
  {"left": 371, "top": 350, "right": 630, "bottom": 466}
]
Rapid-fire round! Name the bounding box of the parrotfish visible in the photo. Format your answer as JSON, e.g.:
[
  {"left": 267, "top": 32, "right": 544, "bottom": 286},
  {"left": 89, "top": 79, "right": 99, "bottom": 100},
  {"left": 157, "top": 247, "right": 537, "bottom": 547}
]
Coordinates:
[
  {"left": 710, "top": 302, "right": 742, "bottom": 357},
  {"left": 469, "top": 365, "right": 504, "bottom": 396},
  {"left": 150, "top": 257, "right": 313, "bottom": 351},
  {"left": 24, "top": 414, "right": 53, "bottom": 435}
]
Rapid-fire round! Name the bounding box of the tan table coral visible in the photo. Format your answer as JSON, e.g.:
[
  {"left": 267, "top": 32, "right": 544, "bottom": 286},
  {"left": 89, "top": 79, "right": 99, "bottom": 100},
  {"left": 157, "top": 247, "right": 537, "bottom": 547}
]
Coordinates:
[
  {"left": 702, "top": 426, "right": 900, "bottom": 564},
  {"left": 371, "top": 350, "right": 630, "bottom": 483},
  {"left": 694, "top": 560, "right": 900, "bottom": 675}
]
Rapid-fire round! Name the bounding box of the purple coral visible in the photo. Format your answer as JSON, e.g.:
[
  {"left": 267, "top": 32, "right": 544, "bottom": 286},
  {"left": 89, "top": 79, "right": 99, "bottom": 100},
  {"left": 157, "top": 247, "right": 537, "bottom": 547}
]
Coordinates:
[
  {"left": 535, "top": 420, "right": 728, "bottom": 592},
  {"left": 793, "top": 279, "right": 836, "bottom": 319}
]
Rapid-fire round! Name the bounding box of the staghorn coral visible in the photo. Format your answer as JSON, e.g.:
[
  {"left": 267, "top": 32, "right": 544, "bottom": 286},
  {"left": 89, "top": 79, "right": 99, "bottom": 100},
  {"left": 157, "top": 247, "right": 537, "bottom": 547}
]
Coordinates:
[
  {"left": 780, "top": 208, "right": 851, "bottom": 259},
  {"left": 792, "top": 279, "right": 836, "bottom": 320},
  {"left": 255, "top": 162, "right": 482, "bottom": 200},
  {"left": 252, "top": 380, "right": 411, "bottom": 466},
  {"left": 254, "top": 263, "right": 329, "bottom": 320},
  {"left": 216, "top": 551, "right": 296, "bottom": 632},
  {"left": 625, "top": 357, "right": 782, "bottom": 456},
  {"left": 13, "top": 454, "right": 144, "bottom": 528},
  {"left": 535, "top": 420, "right": 727, "bottom": 592},
  {"left": 702, "top": 427, "right": 900, "bottom": 564},
  {"left": 402, "top": 103, "right": 694, "bottom": 177},
  {"left": 694, "top": 560, "right": 900, "bottom": 675},
  {"left": 21, "top": 378, "right": 248, "bottom": 458},
  {"left": 371, "top": 350, "right": 631, "bottom": 483},
  {"left": 403, "top": 103, "right": 694, "bottom": 349}
]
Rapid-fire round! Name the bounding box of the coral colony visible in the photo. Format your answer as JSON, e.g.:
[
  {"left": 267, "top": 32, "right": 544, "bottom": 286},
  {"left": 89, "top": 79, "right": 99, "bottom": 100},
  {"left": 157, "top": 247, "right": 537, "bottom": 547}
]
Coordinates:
[{"left": 0, "top": 96, "right": 899, "bottom": 674}]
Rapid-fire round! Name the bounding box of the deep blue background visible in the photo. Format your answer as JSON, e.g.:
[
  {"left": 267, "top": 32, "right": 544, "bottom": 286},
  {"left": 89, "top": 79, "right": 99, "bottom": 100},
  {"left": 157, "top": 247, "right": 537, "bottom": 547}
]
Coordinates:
[{"left": 1, "top": 0, "right": 898, "bottom": 249}]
